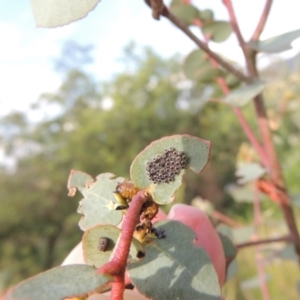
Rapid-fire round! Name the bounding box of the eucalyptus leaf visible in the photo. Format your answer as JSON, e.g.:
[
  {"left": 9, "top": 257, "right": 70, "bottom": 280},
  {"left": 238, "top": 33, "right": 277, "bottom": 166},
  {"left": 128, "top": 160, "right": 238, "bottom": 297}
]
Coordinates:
[
  {"left": 218, "top": 232, "right": 237, "bottom": 261},
  {"left": 183, "top": 50, "right": 223, "bottom": 83},
  {"left": 292, "top": 193, "right": 300, "bottom": 207},
  {"left": 4, "top": 265, "right": 111, "bottom": 300},
  {"left": 67, "top": 169, "right": 94, "bottom": 196},
  {"left": 226, "top": 183, "right": 256, "bottom": 203},
  {"left": 68, "top": 171, "right": 125, "bottom": 231},
  {"left": 235, "top": 163, "right": 266, "bottom": 184},
  {"left": 30, "top": 0, "right": 101, "bottom": 28},
  {"left": 250, "top": 28, "right": 300, "bottom": 53},
  {"left": 280, "top": 244, "right": 298, "bottom": 261},
  {"left": 226, "top": 259, "right": 238, "bottom": 281},
  {"left": 222, "top": 81, "right": 265, "bottom": 107},
  {"left": 130, "top": 135, "right": 211, "bottom": 204},
  {"left": 241, "top": 274, "right": 270, "bottom": 290},
  {"left": 127, "top": 220, "right": 221, "bottom": 300},
  {"left": 183, "top": 49, "right": 207, "bottom": 80},
  {"left": 169, "top": 2, "right": 200, "bottom": 26},
  {"left": 202, "top": 21, "right": 232, "bottom": 42},
  {"left": 199, "top": 9, "right": 214, "bottom": 23},
  {"left": 82, "top": 225, "right": 145, "bottom": 268},
  {"left": 231, "top": 226, "right": 255, "bottom": 244},
  {"left": 225, "top": 73, "right": 241, "bottom": 88}
]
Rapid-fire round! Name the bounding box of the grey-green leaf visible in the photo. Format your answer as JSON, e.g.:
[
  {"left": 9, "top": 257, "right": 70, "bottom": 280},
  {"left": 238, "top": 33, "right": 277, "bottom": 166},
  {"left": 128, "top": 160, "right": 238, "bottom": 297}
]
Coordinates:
[
  {"left": 250, "top": 28, "right": 300, "bottom": 53},
  {"left": 4, "top": 264, "right": 111, "bottom": 300},
  {"left": 241, "top": 274, "right": 270, "bottom": 290},
  {"left": 68, "top": 171, "right": 125, "bottom": 231},
  {"left": 169, "top": 2, "right": 200, "bottom": 26},
  {"left": 130, "top": 135, "right": 211, "bottom": 204},
  {"left": 218, "top": 232, "right": 237, "bottom": 261},
  {"left": 199, "top": 9, "right": 214, "bottom": 23},
  {"left": 30, "top": 0, "right": 101, "bottom": 28},
  {"left": 127, "top": 220, "right": 220, "bottom": 300},
  {"left": 83, "top": 225, "right": 145, "bottom": 268},
  {"left": 202, "top": 21, "right": 232, "bottom": 42},
  {"left": 232, "top": 226, "right": 255, "bottom": 244},
  {"left": 222, "top": 81, "right": 265, "bottom": 107},
  {"left": 226, "top": 259, "right": 238, "bottom": 281},
  {"left": 280, "top": 244, "right": 298, "bottom": 261},
  {"left": 235, "top": 163, "right": 266, "bottom": 184},
  {"left": 183, "top": 50, "right": 223, "bottom": 82},
  {"left": 183, "top": 49, "right": 207, "bottom": 80},
  {"left": 226, "top": 183, "right": 257, "bottom": 203}
]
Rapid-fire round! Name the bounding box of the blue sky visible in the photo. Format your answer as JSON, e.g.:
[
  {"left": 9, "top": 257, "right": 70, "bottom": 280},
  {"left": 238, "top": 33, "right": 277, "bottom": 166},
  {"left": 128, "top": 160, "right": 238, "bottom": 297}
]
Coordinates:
[{"left": 0, "top": 0, "right": 300, "bottom": 116}]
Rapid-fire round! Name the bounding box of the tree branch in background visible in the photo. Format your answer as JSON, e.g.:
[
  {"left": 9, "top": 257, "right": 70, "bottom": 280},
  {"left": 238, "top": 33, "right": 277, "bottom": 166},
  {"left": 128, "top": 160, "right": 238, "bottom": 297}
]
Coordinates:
[
  {"left": 222, "top": 0, "right": 247, "bottom": 54},
  {"left": 236, "top": 235, "right": 293, "bottom": 249},
  {"left": 144, "top": 0, "right": 250, "bottom": 83},
  {"left": 251, "top": 0, "right": 273, "bottom": 41},
  {"left": 149, "top": 0, "right": 164, "bottom": 20},
  {"left": 223, "top": 0, "right": 300, "bottom": 262}
]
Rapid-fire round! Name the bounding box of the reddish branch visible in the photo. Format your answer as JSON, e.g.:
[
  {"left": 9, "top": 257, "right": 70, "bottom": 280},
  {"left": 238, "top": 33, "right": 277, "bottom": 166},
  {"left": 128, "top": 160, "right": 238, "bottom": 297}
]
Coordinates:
[
  {"left": 212, "top": 210, "right": 241, "bottom": 228},
  {"left": 236, "top": 235, "right": 293, "bottom": 249},
  {"left": 223, "top": 0, "right": 300, "bottom": 261},
  {"left": 144, "top": 0, "right": 249, "bottom": 83},
  {"left": 202, "top": 33, "right": 270, "bottom": 168},
  {"left": 251, "top": 0, "right": 273, "bottom": 41},
  {"left": 98, "top": 191, "right": 149, "bottom": 299}
]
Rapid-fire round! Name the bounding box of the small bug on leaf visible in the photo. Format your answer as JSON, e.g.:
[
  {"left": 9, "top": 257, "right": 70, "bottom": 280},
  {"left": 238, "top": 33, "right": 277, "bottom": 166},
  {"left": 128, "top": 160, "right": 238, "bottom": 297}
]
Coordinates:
[
  {"left": 114, "top": 180, "right": 140, "bottom": 210},
  {"left": 98, "top": 237, "right": 109, "bottom": 252}
]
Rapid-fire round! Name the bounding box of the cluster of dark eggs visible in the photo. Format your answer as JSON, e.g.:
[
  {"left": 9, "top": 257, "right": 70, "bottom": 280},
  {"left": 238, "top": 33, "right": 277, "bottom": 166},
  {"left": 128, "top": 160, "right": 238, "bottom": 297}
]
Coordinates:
[{"left": 146, "top": 147, "right": 189, "bottom": 184}]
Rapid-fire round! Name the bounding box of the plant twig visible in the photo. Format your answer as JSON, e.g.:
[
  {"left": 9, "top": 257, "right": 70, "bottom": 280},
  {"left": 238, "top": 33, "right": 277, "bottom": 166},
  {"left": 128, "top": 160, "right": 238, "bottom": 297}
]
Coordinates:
[
  {"left": 251, "top": 0, "right": 273, "bottom": 41},
  {"left": 212, "top": 210, "right": 241, "bottom": 228},
  {"left": 98, "top": 191, "right": 149, "bottom": 299},
  {"left": 110, "top": 275, "right": 125, "bottom": 300},
  {"left": 143, "top": 0, "right": 250, "bottom": 82},
  {"left": 236, "top": 235, "right": 293, "bottom": 249},
  {"left": 232, "top": 107, "right": 269, "bottom": 168},
  {"left": 222, "top": 0, "right": 247, "bottom": 54},
  {"left": 253, "top": 184, "right": 271, "bottom": 300},
  {"left": 149, "top": 0, "right": 164, "bottom": 20},
  {"left": 202, "top": 34, "right": 269, "bottom": 168},
  {"left": 223, "top": 0, "right": 300, "bottom": 263}
]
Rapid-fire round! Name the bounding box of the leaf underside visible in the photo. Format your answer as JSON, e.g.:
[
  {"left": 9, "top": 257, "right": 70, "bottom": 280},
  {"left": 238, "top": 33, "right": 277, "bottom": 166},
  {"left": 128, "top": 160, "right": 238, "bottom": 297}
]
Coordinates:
[
  {"left": 30, "top": 0, "right": 101, "bottom": 28},
  {"left": 250, "top": 28, "right": 300, "bottom": 53},
  {"left": 4, "top": 264, "right": 111, "bottom": 300},
  {"left": 127, "top": 220, "right": 221, "bottom": 300},
  {"left": 68, "top": 171, "right": 125, "bottom": 231},
  {"left": 221, "top": 81, "right": 265, "bottom": 107},
  {"left": 83, "top": 225, "right": 145, "bottom": 268}
]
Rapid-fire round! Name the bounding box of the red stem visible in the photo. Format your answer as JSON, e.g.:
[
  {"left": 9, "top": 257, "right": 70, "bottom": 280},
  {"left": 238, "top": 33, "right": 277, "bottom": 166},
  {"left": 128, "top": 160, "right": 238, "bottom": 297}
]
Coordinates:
[
  {"left": 232, "top": 107, "right": 269, "bottom": 168},
  {"left": 223, "top": 0, "right": 300, "bottom": 262},
  {"left": 253, "top": 185, "right": 271, "bottom": 300},
  {"left": 222, "top": 0, "right": 246, "bottom": 55},
  {"left": 212, "top": 210, "right": 241, "bottom": 228},
  {"left": 144, "top": 1, "right": 251, "bottom": 83},
  {"left": 202, "top": 34, "right": 269, "bottom": 168},
  {"left": 236, "top": 235, "right": 293, "bottom": 249},
  {"left": 251, "top": 0, "right": 273, "bottom": 41},
  {"left": 98, "top": 191, "right": 148, "bottom": 299},
  {"left": 110, "top": 275, "right": 125, "bottom": 300}
]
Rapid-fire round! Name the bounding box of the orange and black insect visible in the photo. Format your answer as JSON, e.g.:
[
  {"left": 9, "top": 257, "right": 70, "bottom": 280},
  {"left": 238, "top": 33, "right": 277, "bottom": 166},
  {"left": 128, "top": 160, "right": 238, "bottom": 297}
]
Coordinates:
[
  {"left": 140, "top": 197, "right": 159, "bottom": 221},
  {"left": 115, "top": 181, "right": 139, "bottom": 200},
  {"left": 98, "top": 237, "right": 109, "bottom": 252},
  {"left": 114, "top": 181, "right": 140, "bottom": 210}
]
